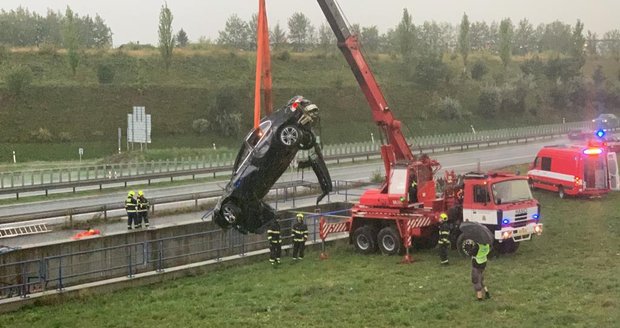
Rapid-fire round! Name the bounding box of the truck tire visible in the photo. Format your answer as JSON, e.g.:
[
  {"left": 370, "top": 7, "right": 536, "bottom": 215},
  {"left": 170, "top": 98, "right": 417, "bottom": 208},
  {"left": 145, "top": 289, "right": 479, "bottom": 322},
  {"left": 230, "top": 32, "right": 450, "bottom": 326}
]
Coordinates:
[
  {"left": 456, "top": 232, "right": 477, "bottom": 257},
  {"left": 352, "top": 225, "right": 377, "bottom": 254},
  {"left": 412, "top": 226, "right": 439, "bottom": 250},
  {"left": 496, "top": 239, "right": 520, "bottom": 254},
  {"left": 558, "top": 186, "right": 565, "bottom": 199},
  {"left": 377, "top": 226, "right": 402, "bottom": 255}
]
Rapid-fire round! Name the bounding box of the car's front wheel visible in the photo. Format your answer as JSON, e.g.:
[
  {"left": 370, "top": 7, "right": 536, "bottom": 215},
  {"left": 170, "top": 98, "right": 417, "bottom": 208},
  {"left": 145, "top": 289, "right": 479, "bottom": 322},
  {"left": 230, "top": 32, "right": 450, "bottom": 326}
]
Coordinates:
[
  {"left": 298, "top": 131, "right": 316, "bottom": 150},
  {"left": 279, "top": 125, "right": 300, "bottom": 146}
]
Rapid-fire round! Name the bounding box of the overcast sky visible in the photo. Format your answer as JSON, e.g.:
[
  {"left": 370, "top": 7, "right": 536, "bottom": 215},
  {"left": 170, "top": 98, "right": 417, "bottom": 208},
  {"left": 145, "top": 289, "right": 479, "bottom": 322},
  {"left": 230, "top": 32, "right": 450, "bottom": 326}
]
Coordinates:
[{"left": 2, "top": 0, "right": 619, "bottom": 46}]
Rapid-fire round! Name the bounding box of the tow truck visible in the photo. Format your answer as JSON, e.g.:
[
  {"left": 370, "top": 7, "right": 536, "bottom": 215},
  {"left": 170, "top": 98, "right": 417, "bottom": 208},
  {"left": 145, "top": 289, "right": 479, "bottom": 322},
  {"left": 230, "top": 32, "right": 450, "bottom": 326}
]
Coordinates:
[{"left": 316, "top": 0, "right": 543, "bottom": 257}]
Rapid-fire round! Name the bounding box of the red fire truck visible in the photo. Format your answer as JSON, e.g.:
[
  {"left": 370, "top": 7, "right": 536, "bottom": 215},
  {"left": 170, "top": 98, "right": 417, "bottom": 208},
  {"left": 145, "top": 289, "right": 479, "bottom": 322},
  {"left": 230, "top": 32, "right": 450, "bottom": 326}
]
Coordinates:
[
  {"left": 527, "top": 144, "right": 619, "bottom": 198},
  {"left": 316, "top": 0, "right": 542, "bottom": 258}
]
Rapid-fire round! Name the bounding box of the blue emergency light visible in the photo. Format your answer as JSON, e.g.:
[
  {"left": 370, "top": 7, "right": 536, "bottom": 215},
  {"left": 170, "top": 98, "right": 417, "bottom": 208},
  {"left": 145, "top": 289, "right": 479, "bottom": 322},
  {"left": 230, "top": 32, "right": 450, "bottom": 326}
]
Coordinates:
[
  {"left": 532, "top": 213, "right": 540, "bottom": 220},
  {"left": 595, "top": 129, "right": 606, "bottom": 138},
  {"left": 502, "top": 218, "right": 510, "bottom": 225}
]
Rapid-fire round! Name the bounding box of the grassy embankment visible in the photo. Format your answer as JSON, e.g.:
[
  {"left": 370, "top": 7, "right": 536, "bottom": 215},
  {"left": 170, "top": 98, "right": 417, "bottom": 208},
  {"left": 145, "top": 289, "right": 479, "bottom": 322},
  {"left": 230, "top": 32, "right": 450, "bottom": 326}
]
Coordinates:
[
  {"left": 0, "top": 188, "right": 618, "bottom": 327},
  {"left": 2, "top": 47, "right": 618, "bottom": 163}
]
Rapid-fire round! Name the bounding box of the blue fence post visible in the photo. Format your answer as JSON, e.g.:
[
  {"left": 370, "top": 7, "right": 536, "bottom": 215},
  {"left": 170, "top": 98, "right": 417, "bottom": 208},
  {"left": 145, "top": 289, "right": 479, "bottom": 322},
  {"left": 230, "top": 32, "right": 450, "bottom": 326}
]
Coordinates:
[
  {"left": 127, "top": 246, "right": 133, "bottom": 278},
  {"left": 57, "top": 257, "right": 64, "bottom": 291},
  {"left": 157, "top": 240, "right": 164, "bottom": 272}
]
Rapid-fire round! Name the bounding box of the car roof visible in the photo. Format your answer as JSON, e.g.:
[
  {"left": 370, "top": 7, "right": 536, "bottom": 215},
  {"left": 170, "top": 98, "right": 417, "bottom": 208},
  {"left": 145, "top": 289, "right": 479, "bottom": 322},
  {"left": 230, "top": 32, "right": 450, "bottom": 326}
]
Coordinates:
[{"left": 597, "top": 113, "right": 618, "bottom": 118}]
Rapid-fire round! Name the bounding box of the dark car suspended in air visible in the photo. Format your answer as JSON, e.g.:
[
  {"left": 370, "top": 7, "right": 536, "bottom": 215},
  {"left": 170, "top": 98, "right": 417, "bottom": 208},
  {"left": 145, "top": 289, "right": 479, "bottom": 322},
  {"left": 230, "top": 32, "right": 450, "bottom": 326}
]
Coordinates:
[{"left": 211, "top": 96, "right": 333, "bottom": 234}]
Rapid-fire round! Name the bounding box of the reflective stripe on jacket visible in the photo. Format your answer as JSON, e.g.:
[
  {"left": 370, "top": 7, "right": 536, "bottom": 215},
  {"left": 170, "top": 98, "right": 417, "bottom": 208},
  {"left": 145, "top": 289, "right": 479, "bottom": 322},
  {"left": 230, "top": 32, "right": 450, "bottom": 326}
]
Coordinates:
[
  {"left": 438, "top": 222, "right": 450, "bottom": 245},
  {"left": 137, "top": 196, "right": 149, "bottom": 212},
  {"left": 267, "top": 229, "right": 281, "bottom": 244},
  {"left": 292, "top": 222, "right": 308, "bottom": 242},
  {"left": 125, "top": 197, "right": 137, "bottom": 213}
]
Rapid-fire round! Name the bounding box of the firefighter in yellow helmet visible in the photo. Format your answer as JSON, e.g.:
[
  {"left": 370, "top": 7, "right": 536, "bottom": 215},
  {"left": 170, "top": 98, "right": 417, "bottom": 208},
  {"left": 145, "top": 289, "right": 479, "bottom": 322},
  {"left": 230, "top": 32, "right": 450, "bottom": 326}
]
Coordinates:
[
  {"left": 136, "top": 190, "right": 150, "bottom": 229},
  {"left": 125, "top": 191, "right": 138, "bottom": 230},
  {"left": 267, "top": 220, "right": 282, "bottom": 265},
  {"left": 438, "top": 213, "right": 451, "bottom": 265},
  {"left": 291, "top": 213, "right": 309, "bottom": 260}
]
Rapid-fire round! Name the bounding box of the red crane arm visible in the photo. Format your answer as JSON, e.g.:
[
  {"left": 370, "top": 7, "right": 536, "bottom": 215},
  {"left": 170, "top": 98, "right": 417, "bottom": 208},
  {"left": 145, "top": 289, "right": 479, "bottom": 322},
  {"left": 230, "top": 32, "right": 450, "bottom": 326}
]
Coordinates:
[{"left": 317, "top": 0, "right": 414, "bottom": 162}]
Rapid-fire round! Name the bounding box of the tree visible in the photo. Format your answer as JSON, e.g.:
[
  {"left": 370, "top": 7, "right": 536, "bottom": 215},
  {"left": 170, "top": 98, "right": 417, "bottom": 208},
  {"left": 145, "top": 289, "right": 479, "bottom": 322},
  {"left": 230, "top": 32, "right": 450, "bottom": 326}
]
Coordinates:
[
  {"left": 418, "top": 21, "right": 445, "bottom": 59},
  {"left": 602, "top": 30, "right": 620, "bottom": 61},
  {"left": 4, "top": 64, "right": 33, "bottom": 96},
  {"left": 270, "top": 23, "right": 287, "bottom": 50},
  {"left": 499, "top": 18, "right": 513, "bottom": 68},
  {"left": 176, "top": 28, "right": 188, "bottom": 48},
  {"left": 539, "top": 21, "right": 572, "bottom": 53},
  {"left": 92, "top": 14, "right": 112, "bottom": 48},
  {"left": 63, "top": 6, "right": 80, "bottom": 76},
  {"left": 318, "top": 23, "right": 336, "bottom": 54},
  {"left": 514, "top": 19, "right": 535, "bottom": 55},
  {"left": 361, "top": 26, "right": 380, "bottom": 53},
  {"left": 570, "top": 20, "right": 586, "bottom": 66},
  {"left": 469, "top": 21, "right": 490, "bottom": 51},
  {"left": 217, "top": 14, "right": 250, "bottom": 50},
  {"left": 458, "top": 13, "right": 470, "bottom": 67},
  {"left": 288, "top": 12, "right": 314, "bottom": 52},
  {"left": 248, "top": 14, "right": 258, "bottom": 50},
  {"left": 586, "top": 31, "right": 598, "bottom": 56},
  {"left": 395, "top": 8, "right": 416, "bottom": 62},
  {"left": 158, "top": 3, "right": 175, "bottom": 71}
]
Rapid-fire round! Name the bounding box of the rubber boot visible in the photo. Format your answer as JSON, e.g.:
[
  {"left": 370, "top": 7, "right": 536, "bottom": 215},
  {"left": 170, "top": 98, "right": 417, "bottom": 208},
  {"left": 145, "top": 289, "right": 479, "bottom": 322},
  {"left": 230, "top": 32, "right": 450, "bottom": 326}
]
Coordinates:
[
  {"left": 485, "top": 287, "right": 491, "bottom": 299},
  {"left": 476, "top": 290, "right": 484, "bottom": 301}
]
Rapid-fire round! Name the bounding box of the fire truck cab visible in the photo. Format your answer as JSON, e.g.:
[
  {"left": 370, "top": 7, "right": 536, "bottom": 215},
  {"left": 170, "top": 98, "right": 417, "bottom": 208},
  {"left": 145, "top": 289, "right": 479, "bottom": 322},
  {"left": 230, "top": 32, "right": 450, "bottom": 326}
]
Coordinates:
[
  {"left": 453, "top": 172, "right": 542, "bottom": 254},
  {"left": 527, "top": 144, "right": 619, "bottom": 198}
]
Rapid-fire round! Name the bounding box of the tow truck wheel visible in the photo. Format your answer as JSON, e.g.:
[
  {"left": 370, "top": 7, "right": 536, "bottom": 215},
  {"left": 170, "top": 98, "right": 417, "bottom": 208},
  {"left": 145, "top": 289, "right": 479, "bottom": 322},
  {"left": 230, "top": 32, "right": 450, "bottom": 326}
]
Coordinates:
[
  {"left": 497, "top": 240, "right": 520, "bottom": 254},
  {"left": 558, "top": 186, "right": 565, "bottom": 199},
  {"left": 456, "top": 233, "right": 477, "bottom": 257},
  {"left": 377, "top": 226, "right": 402, "bottom": 255},
  {"left": 352, "top": 225, "right": 377, "bottom": 254},
  {"left": 279, "top": 125, "right": 301, "bottom": 147}
]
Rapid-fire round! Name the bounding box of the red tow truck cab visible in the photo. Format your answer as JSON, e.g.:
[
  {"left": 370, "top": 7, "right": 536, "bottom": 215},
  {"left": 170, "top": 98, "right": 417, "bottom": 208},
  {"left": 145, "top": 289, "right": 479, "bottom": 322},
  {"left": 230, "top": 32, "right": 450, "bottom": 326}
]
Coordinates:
[{"left": 527, "top": 144, "right": 619, "bottom": 198}]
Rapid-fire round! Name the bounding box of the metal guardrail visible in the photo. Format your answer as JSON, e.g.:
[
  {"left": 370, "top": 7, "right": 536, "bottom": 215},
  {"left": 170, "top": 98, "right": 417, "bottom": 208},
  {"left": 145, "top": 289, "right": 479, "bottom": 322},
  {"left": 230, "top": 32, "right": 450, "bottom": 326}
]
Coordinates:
[
  {"left": 0, "top": 121, "right": 593, "bottom": 199},
  {"left": 0, "top": 179, "right": 328, "bottom": 225},
  {"left": 0, "top": 209, "right": 351, "bottom": 300}
]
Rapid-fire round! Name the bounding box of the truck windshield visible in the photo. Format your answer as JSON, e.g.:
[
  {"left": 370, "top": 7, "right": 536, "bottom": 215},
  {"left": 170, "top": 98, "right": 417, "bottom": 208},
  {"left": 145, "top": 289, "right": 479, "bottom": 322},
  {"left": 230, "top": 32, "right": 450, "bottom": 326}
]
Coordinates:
[{"left": 491, "top": 180, "right": 533, "bottom": 204}]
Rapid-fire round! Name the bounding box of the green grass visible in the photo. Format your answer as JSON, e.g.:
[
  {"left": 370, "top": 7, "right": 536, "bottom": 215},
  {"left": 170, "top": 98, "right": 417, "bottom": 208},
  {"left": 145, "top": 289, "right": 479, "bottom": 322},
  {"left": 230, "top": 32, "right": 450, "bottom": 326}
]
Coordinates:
[{"left": 1, "top": 189, "right": 618, "bottom": 327}]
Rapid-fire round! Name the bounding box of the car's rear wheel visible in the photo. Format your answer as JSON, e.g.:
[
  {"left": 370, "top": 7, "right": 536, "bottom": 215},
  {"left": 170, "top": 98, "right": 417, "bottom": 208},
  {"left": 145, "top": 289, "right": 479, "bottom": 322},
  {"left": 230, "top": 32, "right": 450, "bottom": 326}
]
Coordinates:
[
  {"left": 221, "top": 202, "right": 241, "bottom": 224},
  {"left": 298, "top": 131, "right": 316, "bottom": 150},
  {"left": 279, "top": 125, "right": 300, "bottom": 146}
]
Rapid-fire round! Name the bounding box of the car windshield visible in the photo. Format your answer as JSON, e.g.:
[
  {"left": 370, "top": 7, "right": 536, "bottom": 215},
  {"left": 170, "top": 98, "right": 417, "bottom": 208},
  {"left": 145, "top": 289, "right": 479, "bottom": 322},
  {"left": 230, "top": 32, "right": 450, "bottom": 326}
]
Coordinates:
[
  {"left": 232, "top": 120, "right": 273, "bottom": 173},
  {"left": 491, "top": 180, "right": 533, "bottom": 204}
]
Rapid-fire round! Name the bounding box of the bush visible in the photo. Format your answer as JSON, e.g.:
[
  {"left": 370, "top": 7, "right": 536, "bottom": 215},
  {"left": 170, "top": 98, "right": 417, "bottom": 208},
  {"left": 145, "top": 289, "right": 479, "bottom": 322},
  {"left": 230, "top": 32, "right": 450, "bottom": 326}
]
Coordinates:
[
  {"left": 519, "top": 56, "right": 544, "bottom": 77},
  {"left": 479, "top": 87, "right": 502, "bottom": 117},
  {"left": 276, "top": 50, "right": 291, "bottom": 61},
  {"left": 436, "top": 97, "right": 463, "bottom": 120},
  {"left": 0, "top": 44, "right": 8, "bottom": 63},
  {"left": 470, "top": 59, "right": 488, "bottom": 81},
  {"left": 545, "top": 57, "right": 582, "bottom": 82},
  {"left": 97, "top": 64, "right": 115, "bottom": 84},
  {"left": 4, "top": 65, "right": 33, "bottom": 96},
  {"left": 38, "top": 43, "right": 58, "bottom": 56},
  {"left": 30, "top": 128, "right": 53, "bottom": 142},
  {"left": 58, "top": 132, "right": 73, "bottom": 142},
  {"left": 192, "top": 119, "right": 211, "bottom": 134},
  {"left": 413, "top": 56, "right": 447, "bottom": 90}
]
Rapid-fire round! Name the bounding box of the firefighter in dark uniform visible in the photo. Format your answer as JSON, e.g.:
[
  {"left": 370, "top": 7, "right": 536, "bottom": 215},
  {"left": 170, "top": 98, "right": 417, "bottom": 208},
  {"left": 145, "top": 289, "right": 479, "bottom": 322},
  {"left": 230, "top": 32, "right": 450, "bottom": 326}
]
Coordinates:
[
  {"left": 438, "top": 213, "right": 450, "bottom": 265},
  {"left": 125, "top": 190, "right": 138, "bottom": 230},
  {"left": 137, "top": 190, "right": 150, "bottom": 229},
  {"left": 267, "top": 220, "right": 282, "bottom": 265},
  {"left": 409, "top": 176, "right": 418, "bottom": 203},
  {"left": 292, "top": 213, "right": 309, "bottom": 260}
]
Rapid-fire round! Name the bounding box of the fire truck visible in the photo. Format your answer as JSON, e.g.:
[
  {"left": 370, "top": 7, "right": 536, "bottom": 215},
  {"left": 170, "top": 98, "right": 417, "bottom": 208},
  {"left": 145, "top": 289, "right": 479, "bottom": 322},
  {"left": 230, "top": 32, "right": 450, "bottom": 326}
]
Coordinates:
[
  {"left": 316, "top": 0, "right": 543, "bottom": 258},
  {"left": 528, "top": 143, "right": 620, "bottom": 198}
]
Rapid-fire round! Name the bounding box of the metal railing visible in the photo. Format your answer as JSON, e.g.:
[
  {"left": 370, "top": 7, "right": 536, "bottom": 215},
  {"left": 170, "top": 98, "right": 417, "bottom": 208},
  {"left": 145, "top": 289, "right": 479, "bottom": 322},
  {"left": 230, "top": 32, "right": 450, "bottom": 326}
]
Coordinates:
[
  {"left": 0, "top": 179, "right": 371, "bottom": 225},
  {"left": 0, "top": 209, "right": 351, "bottom": 299},
  {"left": 0, "top": 121, "right": 593, "bottom": 198}
]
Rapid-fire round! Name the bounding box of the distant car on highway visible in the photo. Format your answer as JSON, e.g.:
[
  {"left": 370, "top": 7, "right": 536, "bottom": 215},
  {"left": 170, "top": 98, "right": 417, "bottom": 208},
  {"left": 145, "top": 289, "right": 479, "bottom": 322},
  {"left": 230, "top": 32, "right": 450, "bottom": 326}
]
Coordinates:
[
  {"left": 592, "top": 113, "right": 619, "bottom": 131},
  {"left": 567, "top": 129, "right": 593, "bottom": 140}
]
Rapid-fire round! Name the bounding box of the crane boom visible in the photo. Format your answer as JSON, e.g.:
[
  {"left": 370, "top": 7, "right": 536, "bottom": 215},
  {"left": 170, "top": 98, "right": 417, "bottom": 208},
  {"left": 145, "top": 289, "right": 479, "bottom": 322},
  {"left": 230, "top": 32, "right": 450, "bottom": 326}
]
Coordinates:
[{"left": 317, "top": 0, "right": 414, "bottom": 163}]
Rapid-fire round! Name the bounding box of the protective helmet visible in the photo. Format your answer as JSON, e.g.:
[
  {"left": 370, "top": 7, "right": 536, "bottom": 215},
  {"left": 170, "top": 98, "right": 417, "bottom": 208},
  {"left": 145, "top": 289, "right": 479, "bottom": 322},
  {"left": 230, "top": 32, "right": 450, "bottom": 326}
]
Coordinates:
[
  {"left": 138, "top": 190, "right": 144, "bottom": 196},
  {"left": 128, "top": 190, "right": 135, "bottom": 197},
  {"left": 296, "top": 213, "right": 304, "bottom": 221},
  {"left": 439, "top": 213, "right": 448, "bottom": 221}
]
